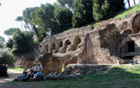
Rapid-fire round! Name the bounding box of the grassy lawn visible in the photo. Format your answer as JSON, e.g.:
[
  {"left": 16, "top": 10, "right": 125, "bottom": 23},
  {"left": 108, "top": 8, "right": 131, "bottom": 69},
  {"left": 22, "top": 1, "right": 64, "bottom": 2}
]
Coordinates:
[{"left": 6, "top": 64, "right": 140, "bottom": 88}]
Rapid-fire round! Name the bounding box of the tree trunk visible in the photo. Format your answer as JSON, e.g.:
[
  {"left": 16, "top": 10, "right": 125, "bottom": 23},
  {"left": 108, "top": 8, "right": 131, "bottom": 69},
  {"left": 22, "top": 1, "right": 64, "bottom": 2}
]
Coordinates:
[
  {"left": 127, "top": 0, "right": 130, "bottom": 8},
  {"left": 133, "top": 0, "right": 136, "bottom": 5}
]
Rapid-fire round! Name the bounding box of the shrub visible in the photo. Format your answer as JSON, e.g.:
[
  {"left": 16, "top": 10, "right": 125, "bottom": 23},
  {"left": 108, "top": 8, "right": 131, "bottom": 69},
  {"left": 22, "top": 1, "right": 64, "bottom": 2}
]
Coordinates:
[
  {"left": 0, "top": 64, "right": 8, "bottom": 77},
  {"left": 0, "top": 48, "right": 13, "bottom": 66}
]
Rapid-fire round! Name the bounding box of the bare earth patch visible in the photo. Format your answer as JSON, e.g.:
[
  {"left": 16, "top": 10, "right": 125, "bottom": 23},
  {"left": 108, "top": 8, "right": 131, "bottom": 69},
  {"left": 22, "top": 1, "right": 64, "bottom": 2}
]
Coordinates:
[{"left": 0, "top": 69, "right": 22, "bottom": 84}]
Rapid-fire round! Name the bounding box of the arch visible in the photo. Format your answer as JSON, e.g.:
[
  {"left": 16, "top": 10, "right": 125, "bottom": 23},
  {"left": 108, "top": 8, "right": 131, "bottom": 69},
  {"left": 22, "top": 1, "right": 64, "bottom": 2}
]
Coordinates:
[
  {"left": 64, "top": 40, "right": 71, "bottom": 48},
  {"left": 127, "top": 41, "right": 135, "bottom": 52},
  {"left": 73, "top": 36, "right": 81, "bottom": 50},
  {"left": 64, "top": 40, "right": 71, "bottom": 53},
  {"left": 120, "top": 40, "right": 135, "bottom": 58},
  {"left": 51, "top": 42, "right": 55, "bottom": 53},
  {"left": 59, "top": 41, "right": 63, "bottom": 48},
  {"left": 45, "top": 44, "right": 49, "bottom": 53},
  {"left": 132, "top": 14, "right": 140, "bottom": 34}
]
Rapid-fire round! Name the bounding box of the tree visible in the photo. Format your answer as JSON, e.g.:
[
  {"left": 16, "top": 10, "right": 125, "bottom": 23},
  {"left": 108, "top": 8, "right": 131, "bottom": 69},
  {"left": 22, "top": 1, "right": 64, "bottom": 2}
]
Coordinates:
[
  {"left": 4, "top": 28, "right": 20, "bottom": 37},
  {"left": 72, "top": 0, "right": 94, "bottom": 28},
  {"left": 12, "top": 30, "right": 34, "bottom": 54},
  {"left": 0, "top": 36, "right": 5, "bottom": 42},
  {"left": 54, "top": 6, "right": 72, "bottom": 33},
  {"left": 93, "top": 0, "right": 125, "bottom": 22},
  {"left": 6, "top": 39, "right": 13, "bottom": 49},
  {"left": 127, "top": 0, "right": 130, "bottom": 8},
  {"left": 15, "top": 16, "right": 22, "bottom": 21},
  {"left": 57, "top": 0, "right": 75, "bottom": 8},
  {"left": 21, "top": 4, "right": 56, "bottom": 42},
  {"left": 133, "top": 0, "right": 136, "bottom": 5}
]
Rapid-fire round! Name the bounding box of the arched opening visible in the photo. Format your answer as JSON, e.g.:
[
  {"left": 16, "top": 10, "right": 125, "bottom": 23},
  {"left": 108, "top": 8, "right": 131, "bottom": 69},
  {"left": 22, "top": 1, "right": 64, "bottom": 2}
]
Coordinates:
[
  {"left": 120, "top": 40, "right": 135, "bottom": 59},
  {"left": 59, "top": 41, "right": 63, "bottom": 48},
  {"left": 45, "top": 44, "right": 48, "bottom": 53},
  {"left": 128, "top": 41, "right": 135, "bottom": 52},
  {"left": 65, "top": 40, "right": 71, "bottom": 47},
  {"left": 64, "top": 40, "right": 71, "bottom": 53},
  {"left": 51, "top": 42, "right": 55, "bottom": 53},
  {"left": 73, "top": 36, "right": 81, "bottom": 50},
  {"left": 132, "top": 14, "right": 140, "bottom": 34}
]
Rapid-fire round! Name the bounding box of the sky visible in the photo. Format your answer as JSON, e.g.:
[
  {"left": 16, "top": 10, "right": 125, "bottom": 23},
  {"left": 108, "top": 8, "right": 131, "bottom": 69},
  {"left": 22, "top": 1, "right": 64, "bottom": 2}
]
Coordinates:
[
  {"left": 0, "top": 0, "right": 139, "bottom": 41},
  {"left": 0, "top": 0, "right": 56, "bottom": 41}
]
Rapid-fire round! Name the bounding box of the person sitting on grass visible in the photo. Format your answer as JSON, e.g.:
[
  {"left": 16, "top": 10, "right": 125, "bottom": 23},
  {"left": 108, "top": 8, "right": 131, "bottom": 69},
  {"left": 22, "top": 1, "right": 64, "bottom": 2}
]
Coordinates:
[
  {"left": 30, "top": 62, "right": 38, "bottom": 77},
  {"left": 23, "top": 66, "right": 28, "bottom": 78},
  {"left": 33, "top": 62, "right": 42, "bottom": 79}
]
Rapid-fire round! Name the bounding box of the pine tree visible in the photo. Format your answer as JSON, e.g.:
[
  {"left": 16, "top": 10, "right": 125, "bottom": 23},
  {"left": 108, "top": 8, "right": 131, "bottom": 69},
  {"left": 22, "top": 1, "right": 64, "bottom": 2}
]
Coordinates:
[
  {"left": 93, "top": 0, "right": 125, "bottom": 22},
  {"left": 72, "top": 0, "right": 94, "bottom": 28}
]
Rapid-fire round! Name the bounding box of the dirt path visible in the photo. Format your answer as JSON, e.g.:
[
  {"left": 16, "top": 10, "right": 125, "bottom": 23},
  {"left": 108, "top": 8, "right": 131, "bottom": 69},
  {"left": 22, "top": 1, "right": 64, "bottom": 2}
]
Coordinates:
[
  {"left": 0, "top": 69, "right": 22, "bottom": 84},
  {"left": 0, "top": 69, "right": 43, "bottom": 88}
]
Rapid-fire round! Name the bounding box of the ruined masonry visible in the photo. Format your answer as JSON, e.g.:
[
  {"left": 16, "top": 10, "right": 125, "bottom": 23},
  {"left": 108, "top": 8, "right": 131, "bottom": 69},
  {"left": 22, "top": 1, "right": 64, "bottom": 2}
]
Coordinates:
[{"left": 23, "top": 11, "right": 140, "bottom": 74}]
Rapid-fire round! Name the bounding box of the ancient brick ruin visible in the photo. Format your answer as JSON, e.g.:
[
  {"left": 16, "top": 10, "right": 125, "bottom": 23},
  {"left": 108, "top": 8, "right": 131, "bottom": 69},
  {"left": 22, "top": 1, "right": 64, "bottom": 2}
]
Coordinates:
[{"left": 21, "top": 11, "right": 140, "bottom": 74}]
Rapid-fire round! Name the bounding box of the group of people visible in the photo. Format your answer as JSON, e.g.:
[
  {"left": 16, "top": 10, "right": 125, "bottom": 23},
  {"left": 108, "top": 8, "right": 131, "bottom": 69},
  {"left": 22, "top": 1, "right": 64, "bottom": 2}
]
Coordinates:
[{"left": 22, "top": 62, "right": 43, "bottom": 79}]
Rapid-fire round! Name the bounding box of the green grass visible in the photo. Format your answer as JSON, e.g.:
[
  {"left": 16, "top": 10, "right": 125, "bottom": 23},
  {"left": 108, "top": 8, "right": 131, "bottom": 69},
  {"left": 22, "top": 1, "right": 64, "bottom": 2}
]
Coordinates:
[
  {"left": 9, "top": 67, "right": 29, "bottom": 72},
  {"left": 114, "top": 4, "right": 140, "bottom": 19},
  {"left": 4, "top": 64, "right": 140, "bottom": 88},
  {"left": 64, "top": 4, "right": 140, "bottom": 33}
]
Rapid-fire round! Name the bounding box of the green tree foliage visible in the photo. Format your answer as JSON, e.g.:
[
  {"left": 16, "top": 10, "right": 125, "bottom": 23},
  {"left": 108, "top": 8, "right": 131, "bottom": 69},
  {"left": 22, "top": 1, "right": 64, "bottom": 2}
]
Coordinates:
[
  {"left": 22, "top": 4, "right": 56, "bottom": 42},
  {"left": 4, "top": 28, "right": 20, "bottom": 37},
  {"left": 15, "top": 16, "right": 22, "bottom": 21},
  {"left": 0, "top": 36, "right": 5, "bottom": 42},
  {"left": 57, "top": 0, "right": 75, "bottom": 8},
  {"left": 0, "top": 36, "right": 5, "bottom": 48},
  {"left": 0, "top": 48, "right": 13, "bottom": 66},
  {"left": 6, "top": 39, "right": 13, "bottom": 49},
  {"left": 54, "top": 6, "right": 72, "bottom": 33},
  {"left": 12, "top": 30, "right": 34, "bottom": 54},
  {"left": 93, "top": 0, "right": 125, "bottom": 22},
  {"left": 20, "top": 3, "right": 72, "bottom": 42},
  {"left": 72, "top": 0, "right": 94, "bottom": 28},
  {"left": 0, "top": 41, "right": 4, "bottom": 48}
]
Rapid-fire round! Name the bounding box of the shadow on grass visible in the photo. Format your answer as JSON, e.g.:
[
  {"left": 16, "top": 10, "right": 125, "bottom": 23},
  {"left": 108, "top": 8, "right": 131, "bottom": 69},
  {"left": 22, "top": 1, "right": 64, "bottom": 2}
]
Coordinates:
[{"left": 1, "top": 65, "right": 140, "bottom": 88}]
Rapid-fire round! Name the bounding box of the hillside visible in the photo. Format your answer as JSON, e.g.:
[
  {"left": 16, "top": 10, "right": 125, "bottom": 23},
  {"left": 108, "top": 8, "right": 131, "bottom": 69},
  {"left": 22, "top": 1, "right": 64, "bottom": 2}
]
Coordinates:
[{"left": 65, "top": 4, "right": 140, "bottom": 33}]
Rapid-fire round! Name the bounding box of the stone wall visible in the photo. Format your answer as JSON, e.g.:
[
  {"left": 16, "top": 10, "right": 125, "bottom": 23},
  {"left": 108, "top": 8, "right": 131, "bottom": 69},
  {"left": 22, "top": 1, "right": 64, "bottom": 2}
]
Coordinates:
[
  {"left": 62, "top": 64, "right": 112, "bottom": 75},
  {"left": 22, "top": 12, "right": 140, "bottom": 74}
]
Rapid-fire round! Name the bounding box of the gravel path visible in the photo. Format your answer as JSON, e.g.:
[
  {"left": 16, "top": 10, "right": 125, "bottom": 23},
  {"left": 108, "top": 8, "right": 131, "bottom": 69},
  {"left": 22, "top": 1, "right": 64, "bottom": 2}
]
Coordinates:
[{"left": 0, "top": 69, "right": 22, "bottom": 84}]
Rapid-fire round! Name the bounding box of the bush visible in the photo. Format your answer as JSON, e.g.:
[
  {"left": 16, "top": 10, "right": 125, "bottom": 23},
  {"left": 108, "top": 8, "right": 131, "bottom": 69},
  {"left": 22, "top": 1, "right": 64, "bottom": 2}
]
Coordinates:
[
  {"left": 12, "top": 30, "right": 34, "bottom": 54},
  {"left": 0, "top": 48, "right": 13, "bottom": 66},
  {"left": 0, "top": 64, "right": 8, "bottom": 77},
  {"left": 72, "top": 0, "right": 94, "bottom": 28},
  {"left": 93, "top": 0, "right": 125, "bottom": 22}
]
